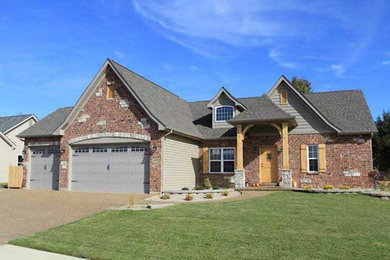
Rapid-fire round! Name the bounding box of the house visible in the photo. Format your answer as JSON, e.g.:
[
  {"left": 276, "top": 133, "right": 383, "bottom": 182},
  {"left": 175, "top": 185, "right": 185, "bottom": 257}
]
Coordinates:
[
  {"left": 18, "top": 59, "right": 377, "bottom": 193},
  {"left": 0, "top": 114, "right": 38, "bottom": 183}
]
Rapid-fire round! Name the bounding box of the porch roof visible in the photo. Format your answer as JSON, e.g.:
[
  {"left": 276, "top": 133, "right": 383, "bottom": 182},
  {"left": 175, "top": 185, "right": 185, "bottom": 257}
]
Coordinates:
[{"left": 227, "top": 95, "right": 295, "bottom": 125}]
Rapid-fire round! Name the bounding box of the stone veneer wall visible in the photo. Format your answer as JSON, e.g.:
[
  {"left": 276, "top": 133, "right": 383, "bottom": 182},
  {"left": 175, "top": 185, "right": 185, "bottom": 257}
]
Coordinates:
[{"left": 199, "top": 133, "right": 374, "bottom": 188}]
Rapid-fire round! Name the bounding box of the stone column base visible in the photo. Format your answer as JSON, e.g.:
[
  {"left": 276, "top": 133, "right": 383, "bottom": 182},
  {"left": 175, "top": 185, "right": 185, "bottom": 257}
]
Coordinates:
[
  {"left": 281, "top": 169, "right": 292, "bottom": 188},
  {"left": 234, "top": 170, "right": 245, "bottom": 188}
]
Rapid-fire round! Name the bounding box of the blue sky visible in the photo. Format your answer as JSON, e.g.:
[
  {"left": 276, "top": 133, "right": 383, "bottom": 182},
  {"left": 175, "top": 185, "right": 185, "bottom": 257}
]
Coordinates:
[{"left": 0, "top": 0, "right": 389, "bottom": 120}]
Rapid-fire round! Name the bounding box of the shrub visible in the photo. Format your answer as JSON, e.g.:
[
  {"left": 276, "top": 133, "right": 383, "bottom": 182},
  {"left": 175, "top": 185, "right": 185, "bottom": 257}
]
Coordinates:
[
  {"left": 339, "top": 185, "right": 350, "bottom": 190},
  {"left": 221, "top": 181, "right": 232, "bottom": 189},
  {"left": 160, "top": 193, "right": 171, "bottom": 200},
  {"left": 184, "top": 194, "right": 193, "bottom": 201},
  {"left": 194, "top": 186, "right": 204, "bottom": 190},
  {"left": 303, "top": 185, "right": 313, "bottom": 190},
  {"left": 203, "top": 178, "right": 212, "bottom": 189},
  {"left": 182, "top": 187, "right": 189, "bottom": 190},
  {"left": 0, "top": 183, "right": 8, "bottom": 189},
  {"left": 323, "top": 184, "right": 334, "bottom": 190},
  {"left": 204, "top": 192, "right": 213, "bottom": 199},
  {"left": 212, "top": 185, "right": 220, "bottom": 190},
  {"left": 221, "top": 191, "right": 229, "bottom": 196}
]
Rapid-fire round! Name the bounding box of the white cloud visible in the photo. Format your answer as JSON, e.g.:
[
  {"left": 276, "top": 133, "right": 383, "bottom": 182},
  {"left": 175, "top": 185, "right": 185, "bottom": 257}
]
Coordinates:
[
  {"left": 189, "top": 65, "right": 199, "bottom": 71},
  {"left": 133, "top": 0, "right": 385, "bottom": 72},
  {"left": 330, "top": 64, "right": 345, "bottom": 76},
  {"left": 381, "top": 61, "right": 390, "bottom": 65},
  {"left": 268, "top": 50, "right": 297, "bottom": 69},
  {"left": 114, "top": 50, "right": 124, "bottom": 59},
  {"left": 162, "top": 62, "right": 173, "bottom": 71}
]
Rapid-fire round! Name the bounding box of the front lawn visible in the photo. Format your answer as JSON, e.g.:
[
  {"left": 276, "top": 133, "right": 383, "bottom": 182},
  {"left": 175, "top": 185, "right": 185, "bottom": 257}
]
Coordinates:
[{"left": 11, "top": 192, "right": 390, "bottom": 259}]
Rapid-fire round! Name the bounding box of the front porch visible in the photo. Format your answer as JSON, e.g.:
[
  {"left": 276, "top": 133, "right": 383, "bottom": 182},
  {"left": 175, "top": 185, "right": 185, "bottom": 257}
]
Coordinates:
[
  {"left": 200, "top": 120, "right": 295, "bottom": 189},
  {"left": 234, "top": 121, "right": 293, "bottom": 189}
]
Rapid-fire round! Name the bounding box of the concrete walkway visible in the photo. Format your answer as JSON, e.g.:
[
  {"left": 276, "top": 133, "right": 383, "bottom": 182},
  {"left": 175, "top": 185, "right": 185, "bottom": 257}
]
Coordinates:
[{"left": 0, "top": 245, "right": 83, "bottom": 259}]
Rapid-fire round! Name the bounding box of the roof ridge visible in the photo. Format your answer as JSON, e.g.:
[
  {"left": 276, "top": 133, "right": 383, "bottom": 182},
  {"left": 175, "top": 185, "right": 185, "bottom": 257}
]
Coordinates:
[
  {"left": 308, "top": 89, "right": 362, "bottom": 95},
  {"left": 189, "top": 95, "right": 262, "bottom": 104},
  {"left": 109, "top": 59, "right": 188, "bottom": 103},
  {"left": 0, "top": 114, "right": 34, "bottom": 118}
]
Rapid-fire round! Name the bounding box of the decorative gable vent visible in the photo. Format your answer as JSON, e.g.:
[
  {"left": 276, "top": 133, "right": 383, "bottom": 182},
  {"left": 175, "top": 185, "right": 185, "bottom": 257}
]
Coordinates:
[{"left": 107, "top": 81, "right": 115, "bottom": 86}]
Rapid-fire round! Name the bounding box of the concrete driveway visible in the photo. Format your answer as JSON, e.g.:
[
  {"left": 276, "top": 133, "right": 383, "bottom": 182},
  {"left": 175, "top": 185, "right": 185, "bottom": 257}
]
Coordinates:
[{"left": 0, "top": 189, "right": 151, "bottom": 244}]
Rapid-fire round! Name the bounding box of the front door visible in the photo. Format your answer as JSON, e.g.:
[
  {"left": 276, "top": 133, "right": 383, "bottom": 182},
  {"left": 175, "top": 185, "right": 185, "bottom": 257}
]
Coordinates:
[{"left": 260, "top": 146, "right": 278, "bottom": 183}]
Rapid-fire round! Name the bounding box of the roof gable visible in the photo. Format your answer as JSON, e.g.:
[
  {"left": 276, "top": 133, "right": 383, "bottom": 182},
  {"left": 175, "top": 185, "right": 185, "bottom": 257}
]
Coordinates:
[
  {"left": 207, "top": 87, "right": 246, "bottom": 110},
  {"left": 267, "top": 76, "right": 342, "bottom": 133},
  {"left": 0, "top": 114, "right": 37, "bottom": 134}
]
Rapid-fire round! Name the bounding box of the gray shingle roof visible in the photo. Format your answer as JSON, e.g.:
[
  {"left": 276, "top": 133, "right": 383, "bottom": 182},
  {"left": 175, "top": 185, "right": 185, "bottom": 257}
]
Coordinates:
[
  {"left": 110, "top": 60, "right": 203, "bottom": 138},
  {"left": 0, "top": 114, "right": 34, "bottom": 133},
  {"left": 18, "top": 107, "right": 72, "bottom": 137},
  {"left": 18, "top": 60, "right": 376, "bottom": 139},
  {"left": 189, "top": 96, "right": 294, "bottom": 138},
  {"left": 228, "top": 95, "right": 295, "bottom": 124},
  {"left": 305, "top": 90, "right": 377, "bottom": 134}
]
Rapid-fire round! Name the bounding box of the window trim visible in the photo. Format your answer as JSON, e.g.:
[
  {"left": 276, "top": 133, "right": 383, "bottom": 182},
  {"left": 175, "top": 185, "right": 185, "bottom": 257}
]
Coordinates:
[
  {"left": 307, "top": 144, "right": 319, "bottom": 174},
  {"left": 214, "top": 105, "right": 235, "bottom": 122},
  {"left": 209, "top": 147, "right": 235, "bottom": 174}
]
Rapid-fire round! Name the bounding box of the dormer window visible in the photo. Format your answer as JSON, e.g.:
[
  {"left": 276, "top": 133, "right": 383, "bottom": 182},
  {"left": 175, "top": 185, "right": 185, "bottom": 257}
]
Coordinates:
[{"left": 215, "top": 106, "right": 234, "bottom": 122}]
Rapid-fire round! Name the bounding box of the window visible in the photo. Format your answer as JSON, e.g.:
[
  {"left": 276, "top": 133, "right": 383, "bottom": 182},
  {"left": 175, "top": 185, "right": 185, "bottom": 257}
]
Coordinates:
[
  {"left": 131, "top": 146, "right": 147, "bottom": 152},
  {"left": 215, "top": 106, "right": 234, "bottom": 122},
  {"left": 92, "top": 147, "right": 107, "bottom": 153},
  {"left": 307, "top": 145, "right": 318, "bottom": 172},
  {"left": 280, "top": 90, "right": 288, "bottom": 104},
  {"left": 112, "top": 147, "right": 128, "bottom": 153},
  {"left": 75, "top": 147, "right": 89, "bottom": 153},
  {"left": 106, "top": 86, "right": 114, "bottom": 99},
  {"left": 18, "top": 155, "right": 24, "bottom": 166},
  {"left": 209, "top": 148, "right": 235, "bottom": 173}
]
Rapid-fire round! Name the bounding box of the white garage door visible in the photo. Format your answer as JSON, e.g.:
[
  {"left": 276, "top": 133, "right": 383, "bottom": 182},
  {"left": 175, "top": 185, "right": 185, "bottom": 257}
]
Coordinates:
[
  {"left": 29, "top": 147, "right": 60, "bottom": 190},
  {"left": 71, "top": 145, "right": 150, "bottom": 193}
]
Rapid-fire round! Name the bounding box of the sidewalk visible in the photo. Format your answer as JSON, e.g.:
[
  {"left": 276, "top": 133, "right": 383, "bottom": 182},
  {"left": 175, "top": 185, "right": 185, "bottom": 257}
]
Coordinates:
[{"left": 0, "top": 245, "right": 84, "bottom": 260}]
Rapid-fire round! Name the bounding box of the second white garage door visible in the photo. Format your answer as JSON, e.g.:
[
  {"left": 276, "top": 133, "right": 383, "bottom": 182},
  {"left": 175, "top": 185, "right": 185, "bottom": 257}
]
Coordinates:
[{"left": 71, "top": 145, "right": 150, "bottom": 193}]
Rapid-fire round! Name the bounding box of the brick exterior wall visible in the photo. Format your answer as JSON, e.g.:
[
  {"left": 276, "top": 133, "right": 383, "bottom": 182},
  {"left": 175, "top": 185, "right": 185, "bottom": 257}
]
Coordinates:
[
  {"left": 200, "top": 133, "right": 374, "bottom": 189},
  {"left": 24, "top": 67, "right": 164, "bottom": 192}
]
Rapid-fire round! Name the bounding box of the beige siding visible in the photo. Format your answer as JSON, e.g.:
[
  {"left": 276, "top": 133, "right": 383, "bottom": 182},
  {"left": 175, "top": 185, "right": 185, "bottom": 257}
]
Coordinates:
[
  {"left": 162, "top": 134, "right": 200, "bottom": 191},
  {"left": 0, "top": 118, "right": 36, "bottom": 182},
  {"left": 269, "top": 82, "right": 333, "bottom": 134}
]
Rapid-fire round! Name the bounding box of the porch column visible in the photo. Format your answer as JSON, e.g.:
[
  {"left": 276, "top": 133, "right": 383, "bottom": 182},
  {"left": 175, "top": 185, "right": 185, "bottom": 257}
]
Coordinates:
[
  {"left": 235, "top": 124, "right": 245, "bottom": 188},
  {"left": 236, "top": 124, "right": 244, "bottom": 170},
  {"left": 282, "top": 122, "right": 289, "bottom": 169},
  {"left": 281, "top": 122, "right": 292, "bottom": 188}
]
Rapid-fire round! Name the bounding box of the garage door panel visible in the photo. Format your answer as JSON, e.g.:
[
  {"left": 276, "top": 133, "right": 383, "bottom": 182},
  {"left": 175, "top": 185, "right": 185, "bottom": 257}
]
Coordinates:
[
  {"left": 30, "top": 148, "right": 60, "bottom": 190},
  {"left": 71, "top": 144, "right": 149, "bottom": 193}
]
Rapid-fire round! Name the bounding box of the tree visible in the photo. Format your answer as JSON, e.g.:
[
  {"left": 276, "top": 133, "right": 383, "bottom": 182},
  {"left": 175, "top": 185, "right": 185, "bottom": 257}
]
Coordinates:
[
  {"left": 373, "top": 110, "right": 390, "bottom": 171},
  {"left": 291, "top": 76, "right": 312, "bottom": 94}
]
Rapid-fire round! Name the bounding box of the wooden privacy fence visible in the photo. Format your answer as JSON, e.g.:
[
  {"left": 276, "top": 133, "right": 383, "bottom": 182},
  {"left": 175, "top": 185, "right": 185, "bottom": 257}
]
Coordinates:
[{"left": 8, "top": 166, "right": 23, "bottom": 188}]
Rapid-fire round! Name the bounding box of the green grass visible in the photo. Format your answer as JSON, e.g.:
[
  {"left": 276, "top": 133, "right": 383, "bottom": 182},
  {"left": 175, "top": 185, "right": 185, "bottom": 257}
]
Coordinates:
[
  {"left": 0, "top": 183, "right": 7, "bottom": 188},
  {"left": 11, "top": 192, "right": 390, "bottom": 259}
]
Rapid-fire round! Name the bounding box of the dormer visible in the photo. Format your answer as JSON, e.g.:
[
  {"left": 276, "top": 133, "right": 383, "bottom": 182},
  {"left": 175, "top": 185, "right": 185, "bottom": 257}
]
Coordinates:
[{"left": 207, "top": 87, "right": 246, "bottom": 128}]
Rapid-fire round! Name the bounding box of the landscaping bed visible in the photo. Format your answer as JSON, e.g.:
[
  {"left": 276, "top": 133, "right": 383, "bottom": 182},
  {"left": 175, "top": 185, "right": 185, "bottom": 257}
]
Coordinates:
[{"left": 152, "top": 189, "right": 240, "bottom": 203}]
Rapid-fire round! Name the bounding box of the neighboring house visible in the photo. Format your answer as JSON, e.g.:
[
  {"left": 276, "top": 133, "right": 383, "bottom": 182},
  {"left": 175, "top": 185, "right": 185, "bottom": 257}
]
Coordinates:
[
  {"left": 18, "top": 59, "right": 377, "bottom": 193},
  {"left": 0, "top": 114, "right": 38, "bottom": 183}
]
